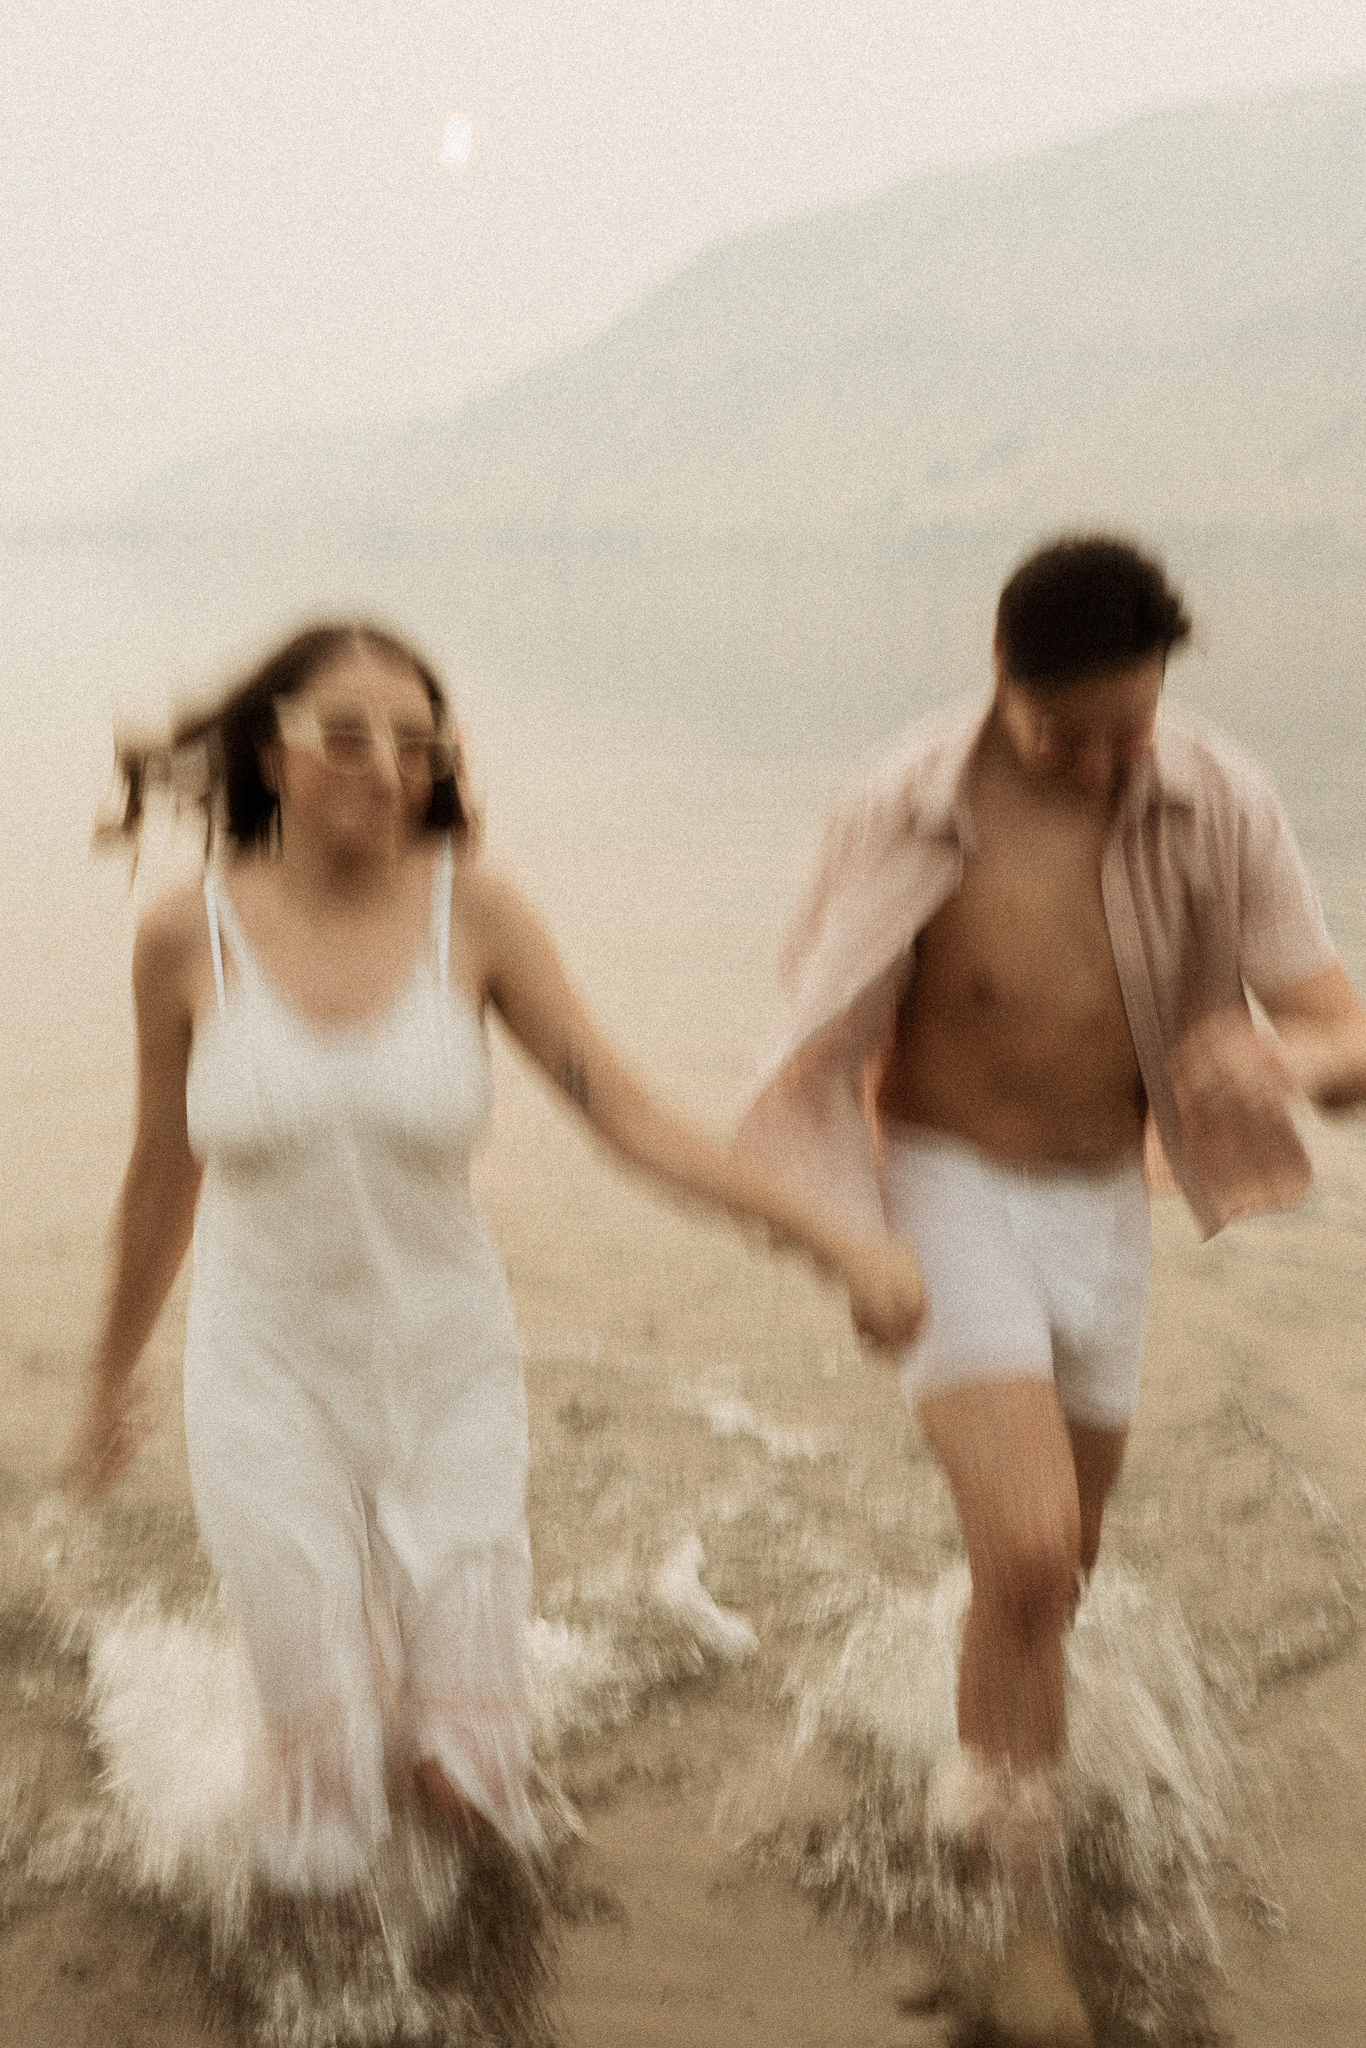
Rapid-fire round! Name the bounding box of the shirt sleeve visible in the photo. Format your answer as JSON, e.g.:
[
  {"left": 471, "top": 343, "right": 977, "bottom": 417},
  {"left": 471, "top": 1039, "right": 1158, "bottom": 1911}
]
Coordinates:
[{"left": 1238, "top": 765, "right": 1337, "bottom": 1001}]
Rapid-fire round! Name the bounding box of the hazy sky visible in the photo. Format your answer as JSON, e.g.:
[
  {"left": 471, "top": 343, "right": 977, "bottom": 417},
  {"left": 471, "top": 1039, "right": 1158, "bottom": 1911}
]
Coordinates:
[{"left": 3, "top": 1, "right": 1363, "bottom": 521}]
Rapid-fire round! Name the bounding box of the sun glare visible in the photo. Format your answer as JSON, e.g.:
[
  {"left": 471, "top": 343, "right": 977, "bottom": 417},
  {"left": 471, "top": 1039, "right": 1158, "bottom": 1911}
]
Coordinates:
[{"left": 440, "top": 113, "right": 473, "bottom": 168}]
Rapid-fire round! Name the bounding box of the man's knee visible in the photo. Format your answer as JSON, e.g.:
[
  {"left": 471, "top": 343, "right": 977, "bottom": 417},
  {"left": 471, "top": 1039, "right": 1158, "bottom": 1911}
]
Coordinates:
[{"left": 975, "top": 1514, "right": 1082, "bottom": 1644}]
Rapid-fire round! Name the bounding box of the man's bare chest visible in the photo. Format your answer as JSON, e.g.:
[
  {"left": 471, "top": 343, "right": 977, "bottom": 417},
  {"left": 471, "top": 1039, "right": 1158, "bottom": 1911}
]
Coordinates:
[{"left": 916, "top": 800, "right": 1126, "bottom": 1033}]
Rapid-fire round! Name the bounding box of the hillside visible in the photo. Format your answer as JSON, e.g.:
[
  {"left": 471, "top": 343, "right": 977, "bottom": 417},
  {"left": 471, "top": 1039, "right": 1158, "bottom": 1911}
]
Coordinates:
[{"left": 130, "top": 72, "right": 1366, "bottom": 549}]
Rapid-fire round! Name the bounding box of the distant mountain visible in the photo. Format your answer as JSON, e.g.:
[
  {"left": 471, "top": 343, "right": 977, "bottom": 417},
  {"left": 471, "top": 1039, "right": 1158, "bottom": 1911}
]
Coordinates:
[{"left": 132, "top": 72, "right": 1365, "bottom": 547}]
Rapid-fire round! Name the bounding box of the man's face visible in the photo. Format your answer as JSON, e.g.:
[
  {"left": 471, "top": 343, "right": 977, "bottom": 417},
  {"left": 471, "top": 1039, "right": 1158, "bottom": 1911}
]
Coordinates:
[{"left": 993, "top": 648, "right": 1165, "bottom": 798}]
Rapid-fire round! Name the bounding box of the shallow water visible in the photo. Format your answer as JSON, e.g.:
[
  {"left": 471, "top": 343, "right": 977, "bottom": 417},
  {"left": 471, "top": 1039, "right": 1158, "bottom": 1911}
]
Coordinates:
[
  {"left": 3, "top": 1307, "right": 1361, "bottom": 2042},
  {"left": 1, "top": 530, "right": 1364, "bottom": 2044}
]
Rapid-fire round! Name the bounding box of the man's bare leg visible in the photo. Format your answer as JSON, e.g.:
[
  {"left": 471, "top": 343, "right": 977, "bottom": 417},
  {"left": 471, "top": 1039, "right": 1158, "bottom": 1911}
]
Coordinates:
[
  {"left": 917, "top": 1378, "right": 1126, "bottom": 2047},
  {"left": 919, "top": 1377, "right": 1085, "bottom": 1768},
  {"left": 1067, "top": 1416, "right": 1129, "bottom": 1583}
]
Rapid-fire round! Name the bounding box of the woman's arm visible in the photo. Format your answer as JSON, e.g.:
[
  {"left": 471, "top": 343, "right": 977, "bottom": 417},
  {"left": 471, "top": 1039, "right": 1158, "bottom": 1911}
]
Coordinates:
[
  {"left": 469, "top": 867, "right": 924, "bottom": 1344},
  {"left": 66, "top": 897, "right": 204, "bottom": 1499}
]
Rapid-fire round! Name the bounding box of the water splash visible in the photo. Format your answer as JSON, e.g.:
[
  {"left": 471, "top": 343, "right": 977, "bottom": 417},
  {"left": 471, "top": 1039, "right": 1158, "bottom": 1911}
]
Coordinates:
[
  {"left": 730, "top": 1562, "right": 1258, "bottom": 2042},
  {"left": 4, "top": 1343, "right": 1360, "bottom": 2043},
  {"left": 679, "top": 1387, "right": 829, "bottom": 1465},
  {"left": 0, "top": 1499, "right": 759, "bottom": 2046}
]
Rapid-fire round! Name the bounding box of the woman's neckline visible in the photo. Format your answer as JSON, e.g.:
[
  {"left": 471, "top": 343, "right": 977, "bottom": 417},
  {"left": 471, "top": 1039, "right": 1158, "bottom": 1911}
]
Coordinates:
[
  {"left": 204, "top": 855, "right": 482, "bottom": 1043},
  {"left": 198, "top": 934, "right": 485, "bottom": 1046}
]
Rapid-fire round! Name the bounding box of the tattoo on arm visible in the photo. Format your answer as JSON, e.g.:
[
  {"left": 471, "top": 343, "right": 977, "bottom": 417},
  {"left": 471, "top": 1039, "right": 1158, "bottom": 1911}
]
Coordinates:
[{"left": 558, "top": 1044, "right": 590, "bottom": 1110}]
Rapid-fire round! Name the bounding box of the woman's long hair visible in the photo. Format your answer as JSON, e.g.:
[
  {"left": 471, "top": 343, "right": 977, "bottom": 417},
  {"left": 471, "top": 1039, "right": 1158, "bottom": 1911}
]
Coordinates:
[{"left": 95, "top": 622, "right": 479, "bottom": 855}]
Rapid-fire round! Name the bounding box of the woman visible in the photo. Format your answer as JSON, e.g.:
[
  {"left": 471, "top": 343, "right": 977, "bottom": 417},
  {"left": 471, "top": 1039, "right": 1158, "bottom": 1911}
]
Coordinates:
[{"left": 68, "top": 620, "right": 923, "bottom": 1891}]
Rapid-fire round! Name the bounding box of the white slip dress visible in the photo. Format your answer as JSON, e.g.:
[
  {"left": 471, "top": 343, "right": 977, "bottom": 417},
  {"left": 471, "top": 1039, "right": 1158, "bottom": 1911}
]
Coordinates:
[{"left": 183, "top": 839, "right": 537, "bottom": 1891}]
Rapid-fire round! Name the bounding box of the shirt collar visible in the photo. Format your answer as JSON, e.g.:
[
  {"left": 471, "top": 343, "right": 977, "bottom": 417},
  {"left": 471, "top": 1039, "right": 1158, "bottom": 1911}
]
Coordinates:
[
  {"left": 904, "top": 692, "right": 1199, "bottom": 843},
  {"left": 1117, "top": 699, "right": 1202, "bottom": 822},
  {"left": 899, "top": 698, "right": 989, "bottom": 853}
]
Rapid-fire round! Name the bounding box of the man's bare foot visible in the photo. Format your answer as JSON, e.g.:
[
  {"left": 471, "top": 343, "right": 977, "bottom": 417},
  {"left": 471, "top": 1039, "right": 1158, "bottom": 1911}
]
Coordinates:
[{"left": 947, "top": 1925, "right": 1092, "bottom": 2047}]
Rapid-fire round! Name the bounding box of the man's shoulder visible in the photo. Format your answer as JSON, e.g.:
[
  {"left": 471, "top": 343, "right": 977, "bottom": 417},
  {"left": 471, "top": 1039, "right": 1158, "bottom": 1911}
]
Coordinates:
[
  {"left": 1154, "top": 701, "right": 1281, "bottom": 815},
  {"left": 778, "top": 698, "right": 979, "bottom": 992},
  {"left": 839, "top": 696, "right": 985, "bottom": 826},
  {"left": 1151, "top": 705, "right": 1319, "bottom": 904}
]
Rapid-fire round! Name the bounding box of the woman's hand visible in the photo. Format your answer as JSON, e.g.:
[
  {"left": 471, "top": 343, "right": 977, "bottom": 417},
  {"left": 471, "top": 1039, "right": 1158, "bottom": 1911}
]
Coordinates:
[
  {"left": 63, "top": 1374, "right": 148, "bottom": 1505},
  {"left": 835, "top": 1232, "right": 927, "bottom": 1350}
]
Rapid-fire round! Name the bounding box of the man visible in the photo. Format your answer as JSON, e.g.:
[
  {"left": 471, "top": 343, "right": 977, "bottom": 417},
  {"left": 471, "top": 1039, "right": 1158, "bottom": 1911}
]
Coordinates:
[{"left": 737, "top": 535, "right": 1366, "bottom": 2045}]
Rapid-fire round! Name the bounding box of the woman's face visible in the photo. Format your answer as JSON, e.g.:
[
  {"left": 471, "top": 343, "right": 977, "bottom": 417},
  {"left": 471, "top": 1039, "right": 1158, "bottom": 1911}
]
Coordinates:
[{"left": 272, "top": 648, "right": 441, "bottom": 857}]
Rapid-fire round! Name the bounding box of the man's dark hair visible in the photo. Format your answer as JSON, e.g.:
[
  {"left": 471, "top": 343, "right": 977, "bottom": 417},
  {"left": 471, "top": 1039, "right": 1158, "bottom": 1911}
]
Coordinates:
[{"left": 994, "top": 535, "right": 1191, "bottom": 690}]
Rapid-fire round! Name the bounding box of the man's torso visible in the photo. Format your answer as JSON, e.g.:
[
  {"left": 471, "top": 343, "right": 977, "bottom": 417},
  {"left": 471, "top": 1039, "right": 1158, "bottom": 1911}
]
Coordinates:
[{"left": 877, "top": 731, "right": 1146, "bottom": 1166}]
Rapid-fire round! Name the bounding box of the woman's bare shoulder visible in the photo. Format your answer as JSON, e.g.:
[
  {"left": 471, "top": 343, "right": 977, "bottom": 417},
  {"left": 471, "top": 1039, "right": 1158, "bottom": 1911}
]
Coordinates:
[
  {"left": 447, "top": 847, "right": 547, "bottom": 997},
  {"left": 132, "top": 876, "right": 210, "bottom": 996},
  {"left": 449, "top": 846, "right": 533, "bottom": 931}
]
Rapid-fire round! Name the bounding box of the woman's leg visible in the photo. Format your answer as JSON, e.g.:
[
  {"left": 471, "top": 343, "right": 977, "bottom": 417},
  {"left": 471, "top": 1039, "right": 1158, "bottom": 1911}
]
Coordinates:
[
  {"left": 189, "top": 1395, "right": 389, "bottom": 1890},
  {"left": 391, "top": 1538, "right": 540, "bottom": 1849}
]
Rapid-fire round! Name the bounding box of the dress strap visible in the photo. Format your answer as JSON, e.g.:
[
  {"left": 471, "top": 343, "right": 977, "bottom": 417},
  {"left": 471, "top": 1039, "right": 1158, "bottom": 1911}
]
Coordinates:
[
  {"left": 202, "top": 871, "right": 227, "bottom": 1013},
  {"left": 203, "top": 867, "right": 257, "bottom": 1007},
  {"left": 432, "top": 835, "right": 454, "bottom": 986}
]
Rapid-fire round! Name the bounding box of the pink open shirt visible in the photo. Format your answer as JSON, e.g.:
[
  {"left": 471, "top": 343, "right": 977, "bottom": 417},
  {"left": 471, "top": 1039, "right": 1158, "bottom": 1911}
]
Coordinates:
[{"left": 743, "top": 697, "right": 1337, "bottom": 1239}]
